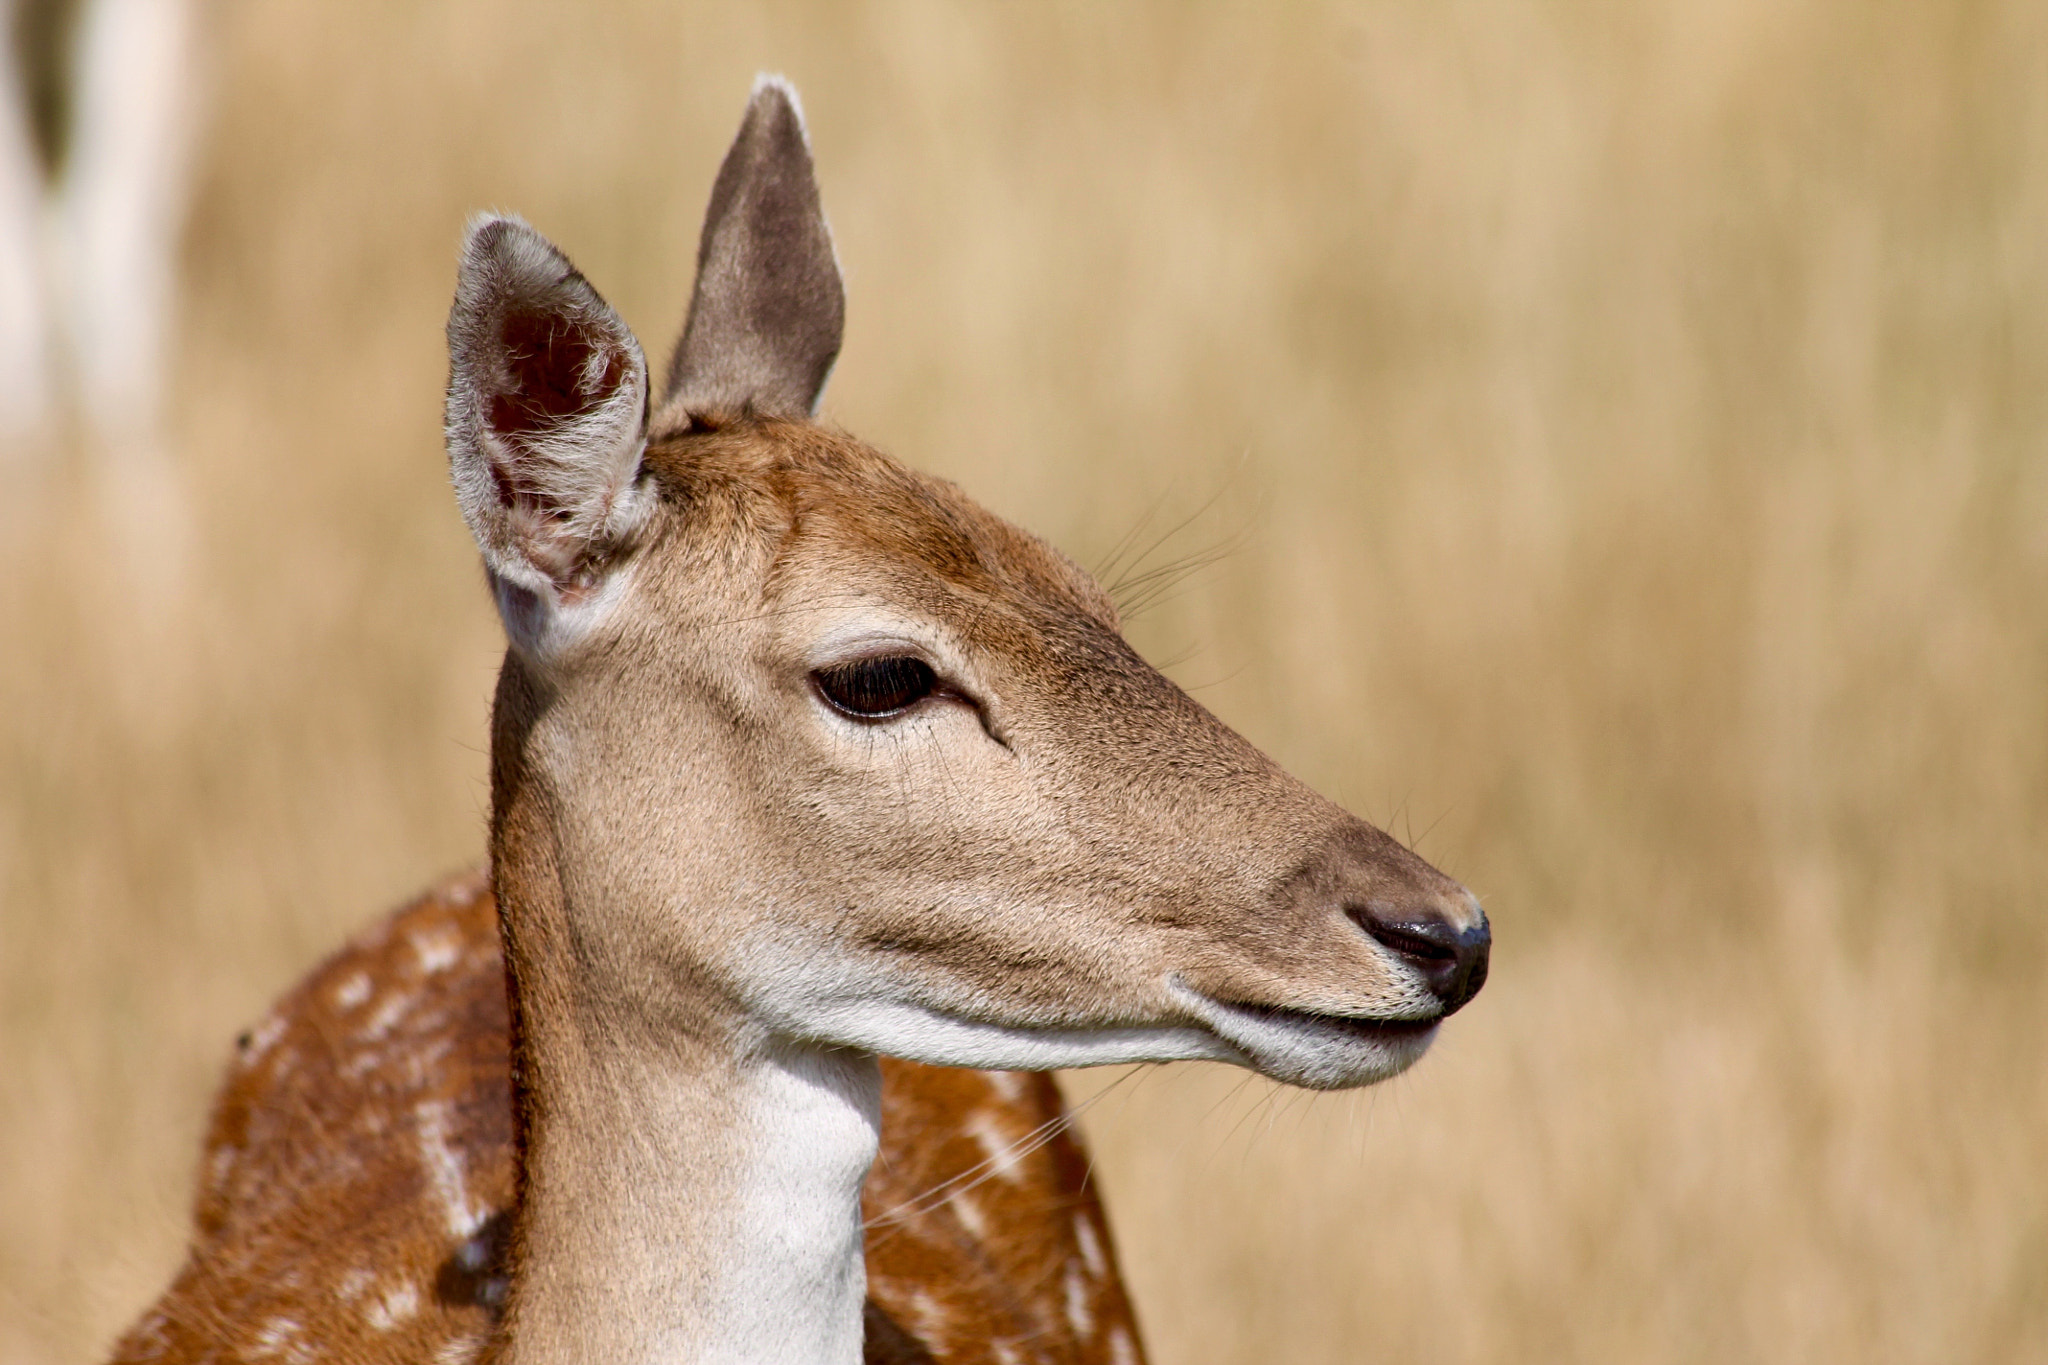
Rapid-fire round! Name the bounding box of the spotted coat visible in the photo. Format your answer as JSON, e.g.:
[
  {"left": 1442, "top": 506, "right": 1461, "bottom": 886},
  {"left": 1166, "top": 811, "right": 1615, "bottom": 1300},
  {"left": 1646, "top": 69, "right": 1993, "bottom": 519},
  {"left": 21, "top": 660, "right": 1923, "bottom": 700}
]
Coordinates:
[{"left": 109, "top": 873, "right": 1146, "bottom": 1365}]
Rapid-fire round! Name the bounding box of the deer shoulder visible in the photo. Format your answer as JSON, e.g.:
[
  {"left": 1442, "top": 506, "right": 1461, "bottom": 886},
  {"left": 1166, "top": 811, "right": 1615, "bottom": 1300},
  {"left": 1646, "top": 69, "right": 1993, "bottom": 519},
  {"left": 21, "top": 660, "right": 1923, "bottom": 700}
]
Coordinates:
[{"left": 110, "top": 872, "right": 1142, "bottom": 1365}]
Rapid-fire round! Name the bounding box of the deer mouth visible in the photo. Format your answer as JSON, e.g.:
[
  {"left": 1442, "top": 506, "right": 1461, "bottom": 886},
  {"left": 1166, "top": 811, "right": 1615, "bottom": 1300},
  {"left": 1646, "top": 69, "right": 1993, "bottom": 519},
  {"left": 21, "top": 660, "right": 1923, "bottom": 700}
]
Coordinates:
[
  {"left": 1168, "top": 981, "right": 1442, "bottom": 1090},
  {"left": 1219, "top": 999, "right": 1441, "bottom": 1045}
]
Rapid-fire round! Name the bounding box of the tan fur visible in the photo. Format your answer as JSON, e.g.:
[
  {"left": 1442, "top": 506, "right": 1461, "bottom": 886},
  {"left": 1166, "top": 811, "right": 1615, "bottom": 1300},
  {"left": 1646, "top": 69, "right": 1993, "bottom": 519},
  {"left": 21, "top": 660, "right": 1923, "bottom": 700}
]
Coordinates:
[
  {"left": 473, "top": 413, "right": 1481, "bottom": 1363},
  {"left": 491, "top": 414, "right": 1477, "bottom": 1052},
  {"left": 113, "top": 80, "right": 1485, "bottom": 1365},
  {"left": 109, "top": 873, "right": 1142, "bottom": 1365}
]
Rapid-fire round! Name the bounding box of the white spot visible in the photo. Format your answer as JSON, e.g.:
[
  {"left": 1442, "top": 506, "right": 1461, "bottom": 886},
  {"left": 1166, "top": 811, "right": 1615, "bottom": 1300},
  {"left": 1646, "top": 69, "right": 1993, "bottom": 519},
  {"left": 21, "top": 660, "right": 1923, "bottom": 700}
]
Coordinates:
[
  {"left": 983, "top": 1070, "right": 1026, "bottom": 1103},
  {"left": 336, "top": 1267, "right": 373, "bottom": 1301},
  {"left": 365, "top": 1281, "right": 420, "bottom": 1331},
  {"left": 991, "top": 1343, "right": 1023, "bottom": 1365},
  {"left": 432, "top": 1333, "right": 485, "bottom": 1365},
  {"left": 947, "top": 1189, "right": 987, "bottom": 1240},
  {"left": 452, "top": 1225, "right": 509, "bottom": 1309},
  {"left": 243, "top": 1011, "right": 287, "bottom": 1060},
  {"left": 412, "top": 926, "right": 462, "bottom": 974},
  {"left": 248, "top": 1316, "right": 299, "bottom": 1358},
  {"left": 206, "top": 1143, "right": 238, "bottom": 1192},
  {"left": 908, "top": 1290, "right": 949, "bottom": 1347},
  {"left": 333, "top": 972, "right": 372, "bottom": 1010},
  {"left": 1108, "top": 1324, "right": 1140, "bottom": 1365},
  {"left": 362, "top": 990, "right": 411, "bottom": 1041},
  {"left": 417, "top": 1099, "right": 486, "bottom": 1237},
  {"left": 1064, "top": 1260, "right": 1094, "bottom": 1339},
  {"left": 965, "top": 1109, "right": 1025, "bottom": 1184},
  {"left": 453, "top": 1226, "right": 495, "bottom": 1271},
  {"left": 1074, "top": 1213, "right": 1107, "bottom": 1279}
]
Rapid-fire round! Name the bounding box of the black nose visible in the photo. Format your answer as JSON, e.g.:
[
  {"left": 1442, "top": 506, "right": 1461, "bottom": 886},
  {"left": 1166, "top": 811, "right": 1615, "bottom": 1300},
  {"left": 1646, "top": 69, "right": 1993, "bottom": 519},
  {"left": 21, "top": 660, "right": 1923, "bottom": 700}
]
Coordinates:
[{"left": 1350, "top": 904, "right": 1490, "bottom": 1014}]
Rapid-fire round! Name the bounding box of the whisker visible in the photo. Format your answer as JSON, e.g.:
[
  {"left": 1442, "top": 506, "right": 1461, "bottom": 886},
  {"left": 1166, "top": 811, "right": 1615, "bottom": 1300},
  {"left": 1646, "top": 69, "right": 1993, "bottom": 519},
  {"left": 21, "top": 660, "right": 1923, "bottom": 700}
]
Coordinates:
[
  {"left": 1409, "top": 803, "right": 1454, "bottom": 856},
  {"left": 1101, "top": 464, "right": 1265, "bottom": 622},
  {"left": 1092, "top": 486, "right": 1177, "bottom": 585},
  {"left": 863, "top": 1073, "right": 1131, "bottom": 1238}
]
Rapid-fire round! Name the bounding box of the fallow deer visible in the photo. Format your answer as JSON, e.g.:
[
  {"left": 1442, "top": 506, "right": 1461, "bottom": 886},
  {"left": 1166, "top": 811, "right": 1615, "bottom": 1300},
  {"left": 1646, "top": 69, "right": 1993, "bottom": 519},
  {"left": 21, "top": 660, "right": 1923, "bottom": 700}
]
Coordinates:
[{"left": 111, "top": 77, "right": 1488, "bottom": 1365}]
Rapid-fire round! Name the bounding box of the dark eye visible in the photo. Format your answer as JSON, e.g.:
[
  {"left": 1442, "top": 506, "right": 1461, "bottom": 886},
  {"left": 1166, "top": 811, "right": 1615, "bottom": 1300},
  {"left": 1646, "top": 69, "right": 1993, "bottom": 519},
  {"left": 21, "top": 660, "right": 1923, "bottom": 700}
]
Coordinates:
[{"left": 813, "top": 655, "right": 938, "bottom": 719}]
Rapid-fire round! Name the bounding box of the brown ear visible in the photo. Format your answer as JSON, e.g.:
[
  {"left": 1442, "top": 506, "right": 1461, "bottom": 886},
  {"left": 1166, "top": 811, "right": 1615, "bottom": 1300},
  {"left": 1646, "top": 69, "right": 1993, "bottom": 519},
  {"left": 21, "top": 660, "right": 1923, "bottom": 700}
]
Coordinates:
[
  {"left": 445, "top": 216, "right": 652, "bottom": 646},
  {"left": 664, "top": 76, "right": 845, "bottom": 420}
]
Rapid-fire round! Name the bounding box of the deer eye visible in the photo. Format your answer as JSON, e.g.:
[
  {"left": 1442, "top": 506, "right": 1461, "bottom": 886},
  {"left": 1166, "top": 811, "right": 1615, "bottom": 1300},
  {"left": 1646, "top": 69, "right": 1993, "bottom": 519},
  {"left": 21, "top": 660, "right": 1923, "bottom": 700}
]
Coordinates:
[{"left": 813, "top": 655, "right": 938, "bottom": 719}]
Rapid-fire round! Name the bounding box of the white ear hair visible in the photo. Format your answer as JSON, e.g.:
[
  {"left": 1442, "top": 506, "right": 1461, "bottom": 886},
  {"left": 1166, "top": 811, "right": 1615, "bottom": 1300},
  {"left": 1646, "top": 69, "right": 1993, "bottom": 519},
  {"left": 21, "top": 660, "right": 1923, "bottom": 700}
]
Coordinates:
[{"left": 445, "top": 216, "right": 653, "bottom": 654}]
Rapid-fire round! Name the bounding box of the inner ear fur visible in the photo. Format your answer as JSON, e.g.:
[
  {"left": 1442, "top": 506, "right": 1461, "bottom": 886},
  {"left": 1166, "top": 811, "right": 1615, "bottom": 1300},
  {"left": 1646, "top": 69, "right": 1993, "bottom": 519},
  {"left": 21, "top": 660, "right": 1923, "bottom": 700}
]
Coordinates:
[
  {"left": 445, "top": 216, "right": 652, "bottom": 600},
  {"left": 664, "top": 75, "right": 845, "bottom": 423}
]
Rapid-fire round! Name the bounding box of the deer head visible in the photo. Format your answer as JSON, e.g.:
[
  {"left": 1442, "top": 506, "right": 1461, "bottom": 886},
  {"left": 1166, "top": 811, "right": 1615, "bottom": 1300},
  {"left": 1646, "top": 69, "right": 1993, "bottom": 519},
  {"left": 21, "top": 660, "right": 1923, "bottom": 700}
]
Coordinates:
[{"left": 443, "top": 75, "right": 1486, "bottom": 1365}]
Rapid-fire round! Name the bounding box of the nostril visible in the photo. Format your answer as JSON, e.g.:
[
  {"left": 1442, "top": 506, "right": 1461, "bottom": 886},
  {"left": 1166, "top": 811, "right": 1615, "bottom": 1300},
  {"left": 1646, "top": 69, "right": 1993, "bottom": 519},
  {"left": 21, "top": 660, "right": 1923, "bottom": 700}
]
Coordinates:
[
  {"left": 1360, "top": 916, "right": 1461, "bottom": 965},
  {"left": 1349, "top": 904, "right": 1491, "bottom": 1013}
]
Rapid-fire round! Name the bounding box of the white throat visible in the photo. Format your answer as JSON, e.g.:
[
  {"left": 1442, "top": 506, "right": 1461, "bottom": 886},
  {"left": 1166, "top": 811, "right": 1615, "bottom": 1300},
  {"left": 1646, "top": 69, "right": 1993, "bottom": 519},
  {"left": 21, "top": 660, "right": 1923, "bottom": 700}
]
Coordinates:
[
  {"left": 505, "top": 1033, "right": 882, "bottom": 1365},
  {"left": 700, "top": 1043, "right": 881, "bottom": 1365}
]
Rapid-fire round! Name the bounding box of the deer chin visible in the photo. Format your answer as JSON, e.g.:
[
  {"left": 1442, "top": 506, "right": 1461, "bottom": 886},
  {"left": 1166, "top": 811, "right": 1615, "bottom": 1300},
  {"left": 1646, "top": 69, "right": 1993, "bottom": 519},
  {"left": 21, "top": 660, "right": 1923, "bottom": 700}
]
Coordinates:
[
  {"left": 768, "top": 980, "right": 1438, "bottom": 1089},
  {"left": 783, "top": 993, "right": 1245, "bottom": 1072},
  {"left": 1167, "top": 979, "right": 1443, "bottom": 1090}
]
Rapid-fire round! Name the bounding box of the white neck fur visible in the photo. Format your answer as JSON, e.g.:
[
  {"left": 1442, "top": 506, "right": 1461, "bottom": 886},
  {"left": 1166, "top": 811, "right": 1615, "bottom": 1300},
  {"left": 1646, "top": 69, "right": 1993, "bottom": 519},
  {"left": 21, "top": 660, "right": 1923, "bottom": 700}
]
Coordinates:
[{"left": 503, "top": 1029, "right": 881, "bottom": 1365}]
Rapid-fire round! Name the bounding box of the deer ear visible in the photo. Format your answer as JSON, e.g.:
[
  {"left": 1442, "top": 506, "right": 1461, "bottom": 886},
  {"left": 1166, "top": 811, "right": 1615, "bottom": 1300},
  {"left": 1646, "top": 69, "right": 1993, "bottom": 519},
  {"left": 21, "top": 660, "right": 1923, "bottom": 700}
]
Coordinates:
[
  {"left": 445, "top": 216, "right": 652, "bottom": 650},
  {"left": 664, "top": 76, "right": 845, "bottom": 420}
]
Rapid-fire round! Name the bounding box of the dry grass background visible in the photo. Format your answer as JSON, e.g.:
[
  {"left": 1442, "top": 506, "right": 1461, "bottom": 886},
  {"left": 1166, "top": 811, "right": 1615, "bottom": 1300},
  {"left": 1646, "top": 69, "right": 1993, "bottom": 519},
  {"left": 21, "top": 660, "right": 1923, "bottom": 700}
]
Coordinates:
[{"left": 4, "top": 2, "right": 2045, "bottom": 1362}]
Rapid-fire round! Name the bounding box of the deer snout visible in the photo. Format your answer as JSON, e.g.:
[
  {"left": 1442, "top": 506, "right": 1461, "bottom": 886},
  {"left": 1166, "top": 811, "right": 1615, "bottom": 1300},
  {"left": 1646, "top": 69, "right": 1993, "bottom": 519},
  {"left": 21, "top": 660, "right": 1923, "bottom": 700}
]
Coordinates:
[{"left": 1349, "top": 900, "right": 1490, "bottom": 1014}]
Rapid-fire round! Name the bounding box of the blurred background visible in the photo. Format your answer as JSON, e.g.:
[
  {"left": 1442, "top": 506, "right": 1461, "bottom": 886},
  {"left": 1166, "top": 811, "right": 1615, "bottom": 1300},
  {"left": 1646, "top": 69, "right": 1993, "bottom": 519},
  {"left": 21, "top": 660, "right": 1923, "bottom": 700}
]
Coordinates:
[{"left": 3, "top": 2, "right": 2044, "bottom": 1362}]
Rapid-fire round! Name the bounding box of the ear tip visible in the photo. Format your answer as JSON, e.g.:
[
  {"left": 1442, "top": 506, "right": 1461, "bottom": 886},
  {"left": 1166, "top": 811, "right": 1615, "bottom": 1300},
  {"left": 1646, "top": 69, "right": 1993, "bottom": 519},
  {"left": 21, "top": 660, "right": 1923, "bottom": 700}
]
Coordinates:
[
  {"left": 459, "top": 214, "right": 583, "bottom": 298},
  {"left": 461, "top": 213, "right": 542, "bottom": 268},
  {"left": 746, "top": 72, "right": 810, "bottom": 141},
  {"left": 748, "top": 71, "right": 799, "bottom": 106}
]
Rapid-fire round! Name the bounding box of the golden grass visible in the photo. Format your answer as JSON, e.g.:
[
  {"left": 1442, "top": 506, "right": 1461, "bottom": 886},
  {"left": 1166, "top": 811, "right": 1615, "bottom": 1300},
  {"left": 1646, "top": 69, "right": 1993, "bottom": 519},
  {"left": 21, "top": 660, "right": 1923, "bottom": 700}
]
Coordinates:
[{"left": 4, "top": 2, "right": 2043, "bottom": 1361}]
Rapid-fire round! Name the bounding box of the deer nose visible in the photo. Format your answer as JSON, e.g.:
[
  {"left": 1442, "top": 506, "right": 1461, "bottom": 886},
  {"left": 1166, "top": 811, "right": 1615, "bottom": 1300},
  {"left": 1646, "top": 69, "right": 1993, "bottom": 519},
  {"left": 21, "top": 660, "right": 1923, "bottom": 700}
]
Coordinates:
[{"left": 1349, "top": 903, "right": 1490, "bottom": 1014}]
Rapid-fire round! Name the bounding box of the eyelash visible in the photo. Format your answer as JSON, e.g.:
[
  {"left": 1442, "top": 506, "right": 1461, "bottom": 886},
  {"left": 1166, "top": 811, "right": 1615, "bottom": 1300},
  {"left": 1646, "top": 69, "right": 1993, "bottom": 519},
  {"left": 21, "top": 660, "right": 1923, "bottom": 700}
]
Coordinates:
[{"left": 811, "top": 655, "right": 940, "bottom": 719}]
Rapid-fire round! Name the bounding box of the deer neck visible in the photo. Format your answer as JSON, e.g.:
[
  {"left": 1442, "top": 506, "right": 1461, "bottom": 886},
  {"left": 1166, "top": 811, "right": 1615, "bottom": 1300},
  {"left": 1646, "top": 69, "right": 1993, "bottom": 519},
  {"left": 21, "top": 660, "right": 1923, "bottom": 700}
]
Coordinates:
[{"left": 488, "top": 670, "right": 881, "bottom": 1365}]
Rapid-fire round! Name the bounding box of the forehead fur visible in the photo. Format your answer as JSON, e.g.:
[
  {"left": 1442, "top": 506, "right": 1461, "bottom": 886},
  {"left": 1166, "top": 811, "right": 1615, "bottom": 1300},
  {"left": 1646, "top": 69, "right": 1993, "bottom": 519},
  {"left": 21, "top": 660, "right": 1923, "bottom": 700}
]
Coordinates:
[{"left": 641, "top": 419, "right": 1120, "bottom": 632}]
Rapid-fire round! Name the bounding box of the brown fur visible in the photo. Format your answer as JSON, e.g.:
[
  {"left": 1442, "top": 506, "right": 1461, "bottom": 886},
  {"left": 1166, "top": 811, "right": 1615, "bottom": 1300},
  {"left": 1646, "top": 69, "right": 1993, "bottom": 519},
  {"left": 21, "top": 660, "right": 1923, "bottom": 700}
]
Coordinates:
[{"left": 109, "top": 872, "right": 1143, "bottom": 1365}]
